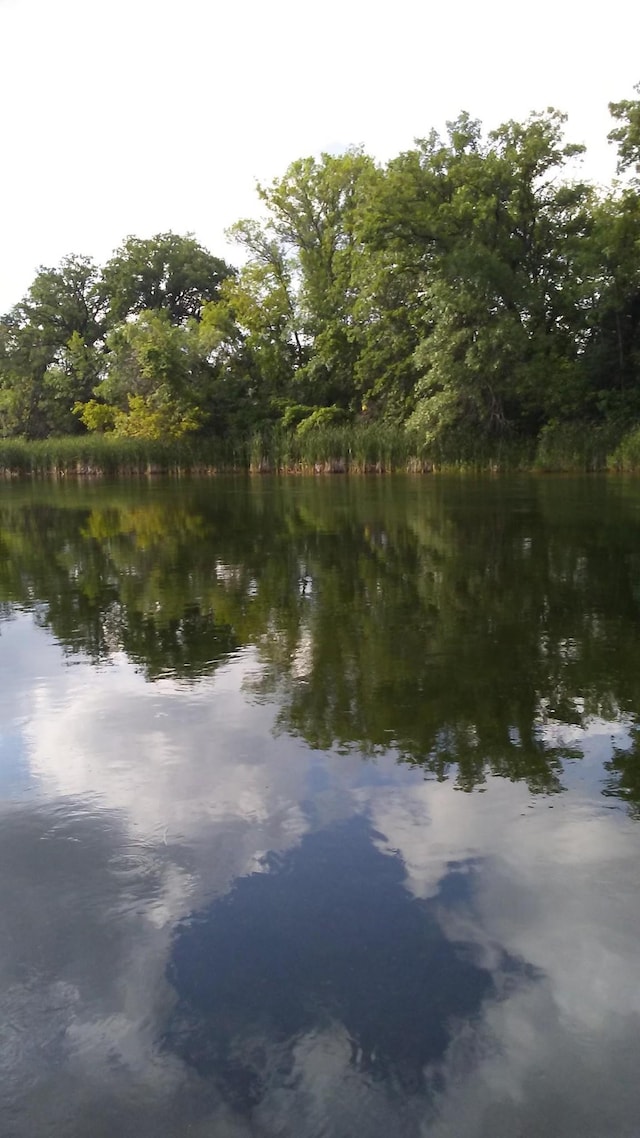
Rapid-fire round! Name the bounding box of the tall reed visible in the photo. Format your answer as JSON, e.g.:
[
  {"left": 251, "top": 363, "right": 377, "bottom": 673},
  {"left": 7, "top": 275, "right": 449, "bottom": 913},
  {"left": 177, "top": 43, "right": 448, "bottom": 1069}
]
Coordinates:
[
  {"left": 534, "top": 422, "right": 624, "bottom": 472},
  {"left": 2, "top": 421, "right": 638, "bottom": 478},
  {"left": 0, "top": 436, "right": 241, "bottom": 478}
]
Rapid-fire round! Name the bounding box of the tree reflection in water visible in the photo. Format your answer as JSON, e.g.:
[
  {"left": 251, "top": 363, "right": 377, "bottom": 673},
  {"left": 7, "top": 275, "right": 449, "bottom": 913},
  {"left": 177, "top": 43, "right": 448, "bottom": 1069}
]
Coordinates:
[{"left": 1, "top": 475, "right": 639, "bottom": 806}]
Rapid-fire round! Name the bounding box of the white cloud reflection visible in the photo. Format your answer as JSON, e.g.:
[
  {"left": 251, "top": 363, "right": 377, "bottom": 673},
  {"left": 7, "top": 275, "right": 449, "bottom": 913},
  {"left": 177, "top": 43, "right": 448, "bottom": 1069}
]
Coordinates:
[
  {"left": 363, "top": 776, "right": 640, "bottom": 1137},
  {"left": 2, "top": 615, "right": 640, "bottom": 1136}
]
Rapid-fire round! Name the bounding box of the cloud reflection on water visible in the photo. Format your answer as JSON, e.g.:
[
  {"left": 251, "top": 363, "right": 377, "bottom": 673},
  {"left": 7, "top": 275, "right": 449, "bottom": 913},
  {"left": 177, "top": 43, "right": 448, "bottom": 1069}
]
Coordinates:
[{"left": 1, "top": 614, "right": 640, "bottom": 1136}]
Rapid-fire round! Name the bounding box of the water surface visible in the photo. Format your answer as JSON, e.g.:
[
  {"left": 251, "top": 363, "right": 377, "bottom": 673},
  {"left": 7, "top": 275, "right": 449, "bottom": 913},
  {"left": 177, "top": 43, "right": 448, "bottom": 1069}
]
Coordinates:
[{"left": 1, "top": 475, "right": 639, "bottom": 1137}]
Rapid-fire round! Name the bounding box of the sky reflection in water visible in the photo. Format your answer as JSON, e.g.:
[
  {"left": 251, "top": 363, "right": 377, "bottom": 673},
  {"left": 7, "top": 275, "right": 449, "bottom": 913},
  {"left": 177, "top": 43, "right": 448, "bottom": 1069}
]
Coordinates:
[{"left": 1, "top": 477, "right": 640, "bottom": 1137}]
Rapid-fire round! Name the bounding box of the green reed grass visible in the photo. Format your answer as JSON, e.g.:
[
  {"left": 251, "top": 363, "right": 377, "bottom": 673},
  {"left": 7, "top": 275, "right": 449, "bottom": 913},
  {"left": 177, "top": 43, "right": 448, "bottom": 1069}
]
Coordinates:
[
  {"left": 534, "top": 421, "right": 625, "bottom": 472},
  {"left": 608, "top": 425, "right": 640, "bottom": 472},
  {"left": 0, "top": 435, "right": 243, "bottom": 477},
  {"left": 3, "top": 421, "right": 640, "bottom": 478}
]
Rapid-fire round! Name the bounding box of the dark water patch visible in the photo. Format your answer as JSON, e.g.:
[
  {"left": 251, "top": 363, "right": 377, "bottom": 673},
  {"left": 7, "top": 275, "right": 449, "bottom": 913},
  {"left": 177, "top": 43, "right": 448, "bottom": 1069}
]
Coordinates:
[{"left": 164, "top": 816, "right": 537, "bottom": 1110}]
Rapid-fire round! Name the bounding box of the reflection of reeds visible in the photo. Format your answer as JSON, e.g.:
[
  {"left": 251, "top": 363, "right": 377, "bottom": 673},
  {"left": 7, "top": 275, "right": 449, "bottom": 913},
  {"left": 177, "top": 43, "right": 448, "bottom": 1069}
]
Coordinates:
[{"left": 3, "top": 422, "right": 634, "bottom": 477}]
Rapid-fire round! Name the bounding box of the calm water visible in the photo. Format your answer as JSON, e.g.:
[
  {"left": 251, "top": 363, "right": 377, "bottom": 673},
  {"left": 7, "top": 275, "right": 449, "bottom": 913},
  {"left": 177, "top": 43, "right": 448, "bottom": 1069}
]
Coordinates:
[{"left": 1, "top": 475, "right": 640, "bottom": 1138}]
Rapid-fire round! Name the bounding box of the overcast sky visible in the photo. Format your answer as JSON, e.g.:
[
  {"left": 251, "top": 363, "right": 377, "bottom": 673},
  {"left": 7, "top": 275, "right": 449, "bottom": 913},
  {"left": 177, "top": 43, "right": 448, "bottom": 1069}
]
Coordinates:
[{"left": 1, "top": 0, "right": 639, "bottom": 312}]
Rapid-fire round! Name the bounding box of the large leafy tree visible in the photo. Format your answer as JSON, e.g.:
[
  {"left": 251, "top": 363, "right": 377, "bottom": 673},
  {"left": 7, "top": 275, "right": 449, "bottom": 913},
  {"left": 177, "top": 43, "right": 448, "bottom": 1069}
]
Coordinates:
[
  {"left": 221, "top": 219, "right": 305, "bottom": 415},
  {"left": 100, "top": 232, "right": 234, "bottom": 326},
  {"left": 0, "top": 255, "right": 104, "bottom": 437},
  {"left": 76, "top": 310, "right": 207, "bottom": 439},
  {"left": 579, "top": 86, "right": 640, "bottom": 415},
  {"left": 609, "top": 83, "right": 640, "bottom": 175},
  {"left": 363, "top": 110, "right": 593, "bottom": 446},
  {"left": 73, "top": 236, "right": 239, "bottom": 440},
  {"left": 577, "top": 190, "right": 640, "bottom": 419},
  {"left": 229, "top": 150, "right": 377, "bottom": 419}
]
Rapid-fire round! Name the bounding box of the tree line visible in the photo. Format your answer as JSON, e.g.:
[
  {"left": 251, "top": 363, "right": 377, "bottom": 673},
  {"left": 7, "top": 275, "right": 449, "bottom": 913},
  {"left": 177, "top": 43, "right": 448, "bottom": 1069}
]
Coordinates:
[{"left": 1, "top": 88, "right": 639, "bottom": 453}]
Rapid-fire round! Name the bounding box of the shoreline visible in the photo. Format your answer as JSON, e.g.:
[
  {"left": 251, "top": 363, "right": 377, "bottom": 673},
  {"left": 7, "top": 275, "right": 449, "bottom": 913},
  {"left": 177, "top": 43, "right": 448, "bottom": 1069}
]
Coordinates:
[{"left": 0, "top": 422, "right": 636, "bottom": 477}]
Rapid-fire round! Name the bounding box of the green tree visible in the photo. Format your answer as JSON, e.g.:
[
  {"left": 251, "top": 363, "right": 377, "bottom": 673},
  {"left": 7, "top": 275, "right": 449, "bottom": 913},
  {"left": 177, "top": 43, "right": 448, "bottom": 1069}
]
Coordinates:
[
  {"left": 231, "top": 150, "right": 377, "bottom": 416},
  {"left": 608, "top": 83, "right": 640, "bottom": 175},
  {"left": 578, "top": 189, "right": 640, "bottom": 416},
  {"left": 0, "top": 255, "right": 104, "bottom": 437},
  {"left": 79, "top": 309, "right": 208, "bottom": 439},
  {"left": 363, "top": 110, "right": 592, "bottom": 446},
  {"left": 100, "top": 232, "right": 233, "bottom": 326},
  {"left": 221, "top": 220, "right": 304, "bottom": 414}
]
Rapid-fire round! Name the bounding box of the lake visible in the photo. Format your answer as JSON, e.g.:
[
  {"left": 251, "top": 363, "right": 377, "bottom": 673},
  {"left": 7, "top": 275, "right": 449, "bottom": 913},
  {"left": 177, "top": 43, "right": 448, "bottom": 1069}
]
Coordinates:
[{"left": 1, "top": 474, "right": 639, "bottom": 1137}]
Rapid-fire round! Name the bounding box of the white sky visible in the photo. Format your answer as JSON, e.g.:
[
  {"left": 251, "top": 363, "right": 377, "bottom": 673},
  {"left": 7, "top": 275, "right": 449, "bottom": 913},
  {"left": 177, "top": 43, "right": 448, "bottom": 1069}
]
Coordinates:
[{"left": 1, "top": 0, "right": 639, "bottom": 313}]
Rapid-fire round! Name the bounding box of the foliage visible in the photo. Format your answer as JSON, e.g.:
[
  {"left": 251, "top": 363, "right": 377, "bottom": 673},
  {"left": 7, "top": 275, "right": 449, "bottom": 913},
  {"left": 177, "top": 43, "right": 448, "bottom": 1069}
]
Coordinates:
[
  {"left": 100, "top": 232, "right": 233, "bottom": 325},
  {"left": 2, "top": 87, "right": 640, "bottom": 458},
  {"left": 609, "top": 83, "right": 640, "bottom": 175},
  {"left": 73, "top": 398, "right": 116, "bottom": 433},
  {"left": 0, "top": 255, "right": 104, "bottom": 437},
  {"left": 112, "top": 390, "right": 201, "bottom": 440},
  {"left": 608, "top": 425, "right": 640, "bottom": 471}
]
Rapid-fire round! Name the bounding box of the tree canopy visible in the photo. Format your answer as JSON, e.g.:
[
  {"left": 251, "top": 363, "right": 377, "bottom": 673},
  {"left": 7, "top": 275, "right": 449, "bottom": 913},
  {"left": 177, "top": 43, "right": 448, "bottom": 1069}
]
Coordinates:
[{"left": 2, "top": 88, "right": 640, "bottom": 449}]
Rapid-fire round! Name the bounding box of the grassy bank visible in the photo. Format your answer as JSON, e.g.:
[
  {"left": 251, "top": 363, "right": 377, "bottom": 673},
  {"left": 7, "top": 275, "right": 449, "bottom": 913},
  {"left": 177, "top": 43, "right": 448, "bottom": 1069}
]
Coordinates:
[
  {"left": 0, "top": 435, "right": 247, "bottom": 478},
  {"left": 0, "top": 427, "right": 532, "bottom": 477},
  {"left": 0, "top": 422, "right": 638, "bottom": 478}
]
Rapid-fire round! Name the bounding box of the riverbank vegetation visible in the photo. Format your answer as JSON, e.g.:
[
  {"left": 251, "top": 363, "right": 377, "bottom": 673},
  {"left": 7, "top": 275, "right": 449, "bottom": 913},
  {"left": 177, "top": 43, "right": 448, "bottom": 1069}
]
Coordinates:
[
  {"left": 2, "top": 87, "right": 640, "bottom": 473},
  {"left": 1, "top": 424, "right": 630, "bottom": 477}
]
